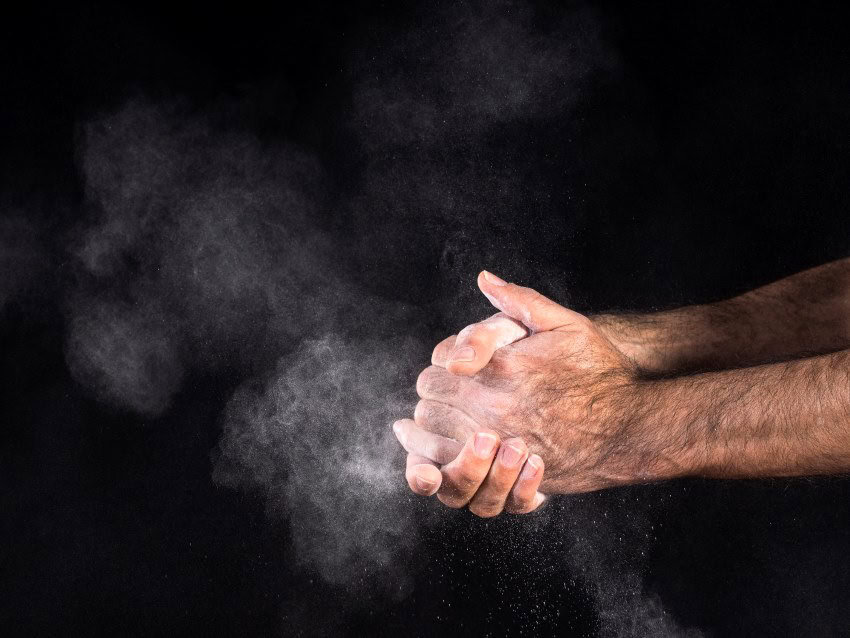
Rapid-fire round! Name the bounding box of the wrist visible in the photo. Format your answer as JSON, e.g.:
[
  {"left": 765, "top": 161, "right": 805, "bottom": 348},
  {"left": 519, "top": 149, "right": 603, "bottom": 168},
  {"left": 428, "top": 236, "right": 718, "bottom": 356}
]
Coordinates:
[
  {"left": 593, "top": 313, "right": 669, "bottom": 373},
  {"left": 614, "top": 377, "right": 709, "bottom": 484}
]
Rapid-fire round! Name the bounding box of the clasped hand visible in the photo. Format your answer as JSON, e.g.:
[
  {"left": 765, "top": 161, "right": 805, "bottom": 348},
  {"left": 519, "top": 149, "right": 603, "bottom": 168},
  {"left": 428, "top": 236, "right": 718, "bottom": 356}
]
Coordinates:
[{"left": 393, "top": 271, "right": 648, "bottom": 517}]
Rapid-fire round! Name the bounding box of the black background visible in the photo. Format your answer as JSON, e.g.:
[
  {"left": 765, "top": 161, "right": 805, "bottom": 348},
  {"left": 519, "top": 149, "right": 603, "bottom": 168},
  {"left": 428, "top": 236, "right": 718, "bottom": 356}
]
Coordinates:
[{"left": 3, "top": 2, "right": 850, "bottom": 636}]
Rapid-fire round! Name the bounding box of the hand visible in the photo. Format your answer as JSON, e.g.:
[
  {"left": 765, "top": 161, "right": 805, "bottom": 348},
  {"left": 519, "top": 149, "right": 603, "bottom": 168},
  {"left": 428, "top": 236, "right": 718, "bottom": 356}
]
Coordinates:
[
  {"left": 394, "top": 425, "right": 547, "bottom": 516},
  {"left": 402, "top": 271, "right": 661, "bottom": 496},
  {"left": 394, "top": 311, "right": 547, "bottom": 516}
]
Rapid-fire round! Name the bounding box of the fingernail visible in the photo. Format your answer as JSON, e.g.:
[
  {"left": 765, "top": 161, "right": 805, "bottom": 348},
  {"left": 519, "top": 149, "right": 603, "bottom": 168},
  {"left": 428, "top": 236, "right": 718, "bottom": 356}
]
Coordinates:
[
  {"left": 415, "top": 476, "right": 436, "bottom": 492},
  {"left": 483, "top": 271, "right": 507, "bottom": 286},
  {"left": 450, "top": 346, "right": 475, "bottom": 362},
  {"left": 521, "top": 455, "right": 542, "bottom": 479},
  {"left": 392, "top": 421, "right": 401, "bottom": 434},
  {"left": 474, "top": 432, "right": 498, "bottom": 458},
  {"left": 501, "top": 443, "right": 526, "bottom": 468}
]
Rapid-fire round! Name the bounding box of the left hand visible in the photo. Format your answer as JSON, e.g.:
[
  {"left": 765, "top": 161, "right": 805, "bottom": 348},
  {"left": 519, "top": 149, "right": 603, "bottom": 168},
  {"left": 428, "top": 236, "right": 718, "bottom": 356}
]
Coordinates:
[
  {"left": 397, "top": 271, "right": 665, "bottom": 500},
  {"left": 394, "top": 308, "right": 546, "bottom": 517}
]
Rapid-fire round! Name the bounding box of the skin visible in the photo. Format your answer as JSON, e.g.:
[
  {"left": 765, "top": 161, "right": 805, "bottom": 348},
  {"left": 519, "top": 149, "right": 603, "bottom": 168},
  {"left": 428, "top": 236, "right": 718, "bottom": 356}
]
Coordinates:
[
  {"left": 393, "top": 309, "right": 546, "bottom": 515},
  {"left": 594, "top": 257, "right": 850, "bottom": 375},
  {"left": 394, "top": 259, "right": 850, "bottom": 515}
]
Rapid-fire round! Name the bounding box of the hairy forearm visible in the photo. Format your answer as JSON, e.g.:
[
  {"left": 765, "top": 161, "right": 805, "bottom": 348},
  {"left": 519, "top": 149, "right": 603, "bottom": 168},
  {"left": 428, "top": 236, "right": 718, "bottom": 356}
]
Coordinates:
[
  {"left": 630, "top": 348, "right": 850, "bottom": 482},
  {"left": 595, "top": 257, "right": 850, "bottom": 374}
]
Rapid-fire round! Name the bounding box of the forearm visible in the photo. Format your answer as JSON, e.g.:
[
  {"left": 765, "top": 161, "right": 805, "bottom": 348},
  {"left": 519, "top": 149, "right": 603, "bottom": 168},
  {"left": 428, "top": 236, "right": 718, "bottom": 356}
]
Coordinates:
[
  {"left": 630, "top": 348, "right": 850, "bottom": 482},
  {"left": 595, "top": 257, "right": 850, "bottom": 374}
]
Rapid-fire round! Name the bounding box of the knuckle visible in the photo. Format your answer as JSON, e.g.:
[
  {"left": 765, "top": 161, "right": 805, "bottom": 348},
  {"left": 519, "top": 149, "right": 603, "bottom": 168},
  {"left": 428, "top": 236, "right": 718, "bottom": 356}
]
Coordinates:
[
  {"left": 416, "top": 366, "right": 456, "bottom": 397},
  {"left": 471, "top": 494, "right": 504, "bottom": 512},
  {"left": 413, "top": 399, "right": 428, "bottom": 423},
  {"left": 526, "top": 289, "right": 544, "bottom": 304},
  {"left": 489, "top": 349, "right": 515, "bottom": 370},
  {"left": 416, "top": 369, "right": 430, "bottom": 396},
  {"left": 436, "top": 492, "right": 467, "bottom": 509},
  {"left": 468, "top": 502, "right": 501, "bottom": 518},
  {"left": 486, "top": 474, "right": 515, "bottom": 495},
  {"left": 457, "top": 323, "right": 488, "bottom": 344},
  {"left": 524, "top": 289, "right": 549, "bottom": 313},
  {"left": 505, "top": 498, "right": 533, "bottom": 514},
  {"left": 446, "top": 465, "right": 481, "bottom": 492},
  {"left": 463, "top": 333, "right": 492, "bottom": 353},
  {"left": 414, "top": 399, "right": 441, "bottom": 426},
  {"left": 416, "top": 368, "right": 435, "bottom": 396}
]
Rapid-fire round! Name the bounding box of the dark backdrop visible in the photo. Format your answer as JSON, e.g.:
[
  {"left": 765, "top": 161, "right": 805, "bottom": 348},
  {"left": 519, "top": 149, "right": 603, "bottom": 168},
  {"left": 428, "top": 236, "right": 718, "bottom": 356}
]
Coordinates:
[{"left": 2, "top": 2, "right": 850, "bottom": 636}]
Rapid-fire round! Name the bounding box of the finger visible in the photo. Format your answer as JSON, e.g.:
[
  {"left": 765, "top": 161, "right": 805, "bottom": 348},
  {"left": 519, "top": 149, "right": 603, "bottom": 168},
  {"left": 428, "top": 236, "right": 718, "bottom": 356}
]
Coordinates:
[
  {"left": 467, "top": 438, "right": 528, "bottom": 518},
  {"left": 393, "top": 418, "right": 463, "bottom": 465},
  {"left": 446, "top": 313, "right": 529, "bottom": 376},
  {"left": 413, "top": 399, "right": 479, "bottom": 442},
  {"left": 405, "top": 453, "right": 442, "bottom": 496},
  {"left": 505, "top": 454, "right": 546, "bottom": 514},
  {"left": 416, "top": 365, "right": 475, "bottom": 407},
  {"left": 431, "top": 335, "right": 457, "bottom": 367},
  {"left": 477, "top": 271, "right": 590, "bottom": 333},
  {"left": 436, "top": 431, "right": 500, "bottom": 509}
]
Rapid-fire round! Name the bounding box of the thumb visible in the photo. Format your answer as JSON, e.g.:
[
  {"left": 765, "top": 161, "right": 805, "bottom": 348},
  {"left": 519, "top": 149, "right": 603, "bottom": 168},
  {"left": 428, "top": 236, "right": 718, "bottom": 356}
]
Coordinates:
[{"left": 477, "top": 271, "right": 587, "bottom": 333}]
